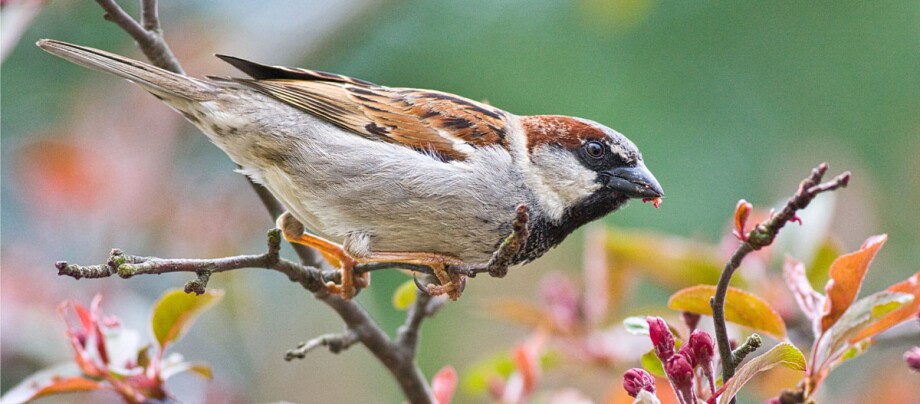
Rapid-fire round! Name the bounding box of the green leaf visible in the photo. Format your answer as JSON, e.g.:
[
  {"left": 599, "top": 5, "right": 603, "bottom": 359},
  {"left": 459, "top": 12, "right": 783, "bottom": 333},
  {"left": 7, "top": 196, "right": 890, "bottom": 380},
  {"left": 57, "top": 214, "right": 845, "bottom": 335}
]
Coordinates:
[
  {"left": 668, "top": 285, "right": 787, "bottom": 339},
  {"left": 851, "top": 272, "right": 920, "bottom": 342},
  {"left": 717, "top": 342, "right": 806, "bottom": 404},
  {"left": 623, "top": 316, "right": 650, "bottom": 336},
  {"left": 151, "top": 288, "right": 224, "bottom": 350},
  {"left": 640, "top": 349, "right": 665, "bottom": 378},
  {"left": 0, "top": 363, "right": 101, "bottom": 404},
  {"left": 818, "top": 290, "right": 913, "bottom": 367},
  {"left": 392, "top": 280, "right": 418, "bottom": 310}
]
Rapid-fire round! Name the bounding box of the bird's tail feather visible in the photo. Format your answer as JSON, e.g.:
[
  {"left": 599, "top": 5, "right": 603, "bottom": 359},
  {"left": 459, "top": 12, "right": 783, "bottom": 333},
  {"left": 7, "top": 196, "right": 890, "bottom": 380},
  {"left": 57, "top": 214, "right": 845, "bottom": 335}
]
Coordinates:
[{"left": 37, "top": 39, "right": 214, "bottom": 101}]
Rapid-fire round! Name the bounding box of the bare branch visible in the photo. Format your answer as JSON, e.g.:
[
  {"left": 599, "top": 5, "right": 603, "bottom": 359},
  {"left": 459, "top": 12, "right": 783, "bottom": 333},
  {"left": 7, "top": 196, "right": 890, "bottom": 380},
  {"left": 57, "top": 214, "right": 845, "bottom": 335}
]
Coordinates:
[
  {"left": 396, "top": 291, "right": 446, "bottom": 352},
  {"left": 56, "top": 229, "right": 331, "bottom": 293},
  {"left": 710, "top": 163, "right": 850, "bottom": 402},
  {"left": 94, "top": 0, "right": 183, "bottom": 73},
  {"left": 140, "top": 0, "right": 160, "bottom": 31},
  {"left": 285, "top": 331, "right": 359, "bottom": 361}
]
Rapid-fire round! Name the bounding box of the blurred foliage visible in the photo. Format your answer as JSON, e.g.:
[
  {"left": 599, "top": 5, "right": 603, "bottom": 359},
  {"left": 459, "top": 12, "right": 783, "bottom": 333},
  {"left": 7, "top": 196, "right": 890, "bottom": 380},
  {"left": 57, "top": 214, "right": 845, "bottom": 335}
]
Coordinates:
[{"left": 2, "top": 0, "right": 919, "bottom": 403}]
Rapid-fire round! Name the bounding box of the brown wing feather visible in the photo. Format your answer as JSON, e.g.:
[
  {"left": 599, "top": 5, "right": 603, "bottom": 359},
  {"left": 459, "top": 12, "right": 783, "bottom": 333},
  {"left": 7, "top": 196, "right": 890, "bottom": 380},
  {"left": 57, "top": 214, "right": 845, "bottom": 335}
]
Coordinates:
[{"left": 236, "top": 76, "right": 510, "bottom": 160}]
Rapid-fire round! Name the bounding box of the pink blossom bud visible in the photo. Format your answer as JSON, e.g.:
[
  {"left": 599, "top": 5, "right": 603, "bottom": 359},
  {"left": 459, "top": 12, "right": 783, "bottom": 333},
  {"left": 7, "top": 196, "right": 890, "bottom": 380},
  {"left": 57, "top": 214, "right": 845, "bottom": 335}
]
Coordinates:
[
  {"left": 665, "top": 353, "right": 695, "bottom": 404},
  {"left": 622, "top": 368, "right": 656, "bottom": 398},
  {"left": 685, "top": 330, "right": 714, "bottom": 367},
  {"left": 647, "top": 316, "right": 675, "bottom": 361},
  {"left": 906, "top": 346, "right": 920, "bottom": 372},
  {"left": 685, "top": 330, "right": 715, "bottom": 393}
]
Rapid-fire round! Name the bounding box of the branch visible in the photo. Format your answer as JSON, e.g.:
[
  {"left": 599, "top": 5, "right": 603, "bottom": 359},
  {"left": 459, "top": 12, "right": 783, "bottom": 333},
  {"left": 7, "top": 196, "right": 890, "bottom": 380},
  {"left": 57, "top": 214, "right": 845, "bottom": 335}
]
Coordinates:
[
  {"left": 56, "top": 229, "right": 436, "bottom": 402},
  {"left": 285, "top": 331, "right": 359, "bottom": 361},
  {"left": 709, "top": 163, "right": 850, "bottom": 402},
  {"left": 94, "top": 0, "right": 183, "bottom": 74},
  {"left": 56, "top": 229, "right": 331, "bottom": 294}
]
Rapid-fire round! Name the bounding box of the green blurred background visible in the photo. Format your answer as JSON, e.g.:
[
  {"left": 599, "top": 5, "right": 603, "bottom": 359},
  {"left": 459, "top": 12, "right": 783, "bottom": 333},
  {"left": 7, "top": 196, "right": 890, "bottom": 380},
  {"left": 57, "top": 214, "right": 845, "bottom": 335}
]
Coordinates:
[{"left": 2, "top": 0, "right": 918, "bottom": 402}]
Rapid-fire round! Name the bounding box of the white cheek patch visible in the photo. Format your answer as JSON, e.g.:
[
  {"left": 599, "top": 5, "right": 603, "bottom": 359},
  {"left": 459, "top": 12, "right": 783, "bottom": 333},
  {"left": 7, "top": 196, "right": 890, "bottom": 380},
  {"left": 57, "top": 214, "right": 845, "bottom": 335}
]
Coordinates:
[{"left": 526, "top": 145, "right": 601, "bottom": 221}]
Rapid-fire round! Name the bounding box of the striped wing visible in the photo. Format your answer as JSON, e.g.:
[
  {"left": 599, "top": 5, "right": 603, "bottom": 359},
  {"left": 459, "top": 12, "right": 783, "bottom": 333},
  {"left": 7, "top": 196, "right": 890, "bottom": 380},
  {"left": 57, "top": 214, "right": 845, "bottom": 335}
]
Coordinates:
[{"left": 217, "top": 55, "right": 510, "bottom": 160}]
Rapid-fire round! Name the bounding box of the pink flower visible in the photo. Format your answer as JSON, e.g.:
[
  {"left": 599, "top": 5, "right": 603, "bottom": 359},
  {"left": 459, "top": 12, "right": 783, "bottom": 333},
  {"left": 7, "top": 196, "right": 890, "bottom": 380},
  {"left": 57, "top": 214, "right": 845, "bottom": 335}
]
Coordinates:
[{"left": 622, "top": 368, "right": 656, "bottom": 398}]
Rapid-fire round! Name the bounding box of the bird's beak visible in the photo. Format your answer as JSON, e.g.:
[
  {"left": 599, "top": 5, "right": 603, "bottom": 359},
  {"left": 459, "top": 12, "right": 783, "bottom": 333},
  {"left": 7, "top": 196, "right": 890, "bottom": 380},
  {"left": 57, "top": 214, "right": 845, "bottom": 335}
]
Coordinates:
[{"left": 604, "top": 164, "right": 663, "bottom": 199}]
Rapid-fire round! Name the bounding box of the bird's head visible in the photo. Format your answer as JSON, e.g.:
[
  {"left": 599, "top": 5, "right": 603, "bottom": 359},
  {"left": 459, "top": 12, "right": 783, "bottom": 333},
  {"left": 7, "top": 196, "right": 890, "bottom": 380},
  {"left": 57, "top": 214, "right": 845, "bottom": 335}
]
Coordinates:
[{"left": 520, "top": 115, "right": 663, "bottom": 221}]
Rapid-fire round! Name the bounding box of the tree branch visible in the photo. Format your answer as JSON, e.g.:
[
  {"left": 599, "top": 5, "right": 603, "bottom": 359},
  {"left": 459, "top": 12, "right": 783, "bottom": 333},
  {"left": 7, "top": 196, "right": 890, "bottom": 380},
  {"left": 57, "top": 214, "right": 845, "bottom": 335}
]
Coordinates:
[{"left": 710, "top": 162, "right": 850, "bottom": 402}]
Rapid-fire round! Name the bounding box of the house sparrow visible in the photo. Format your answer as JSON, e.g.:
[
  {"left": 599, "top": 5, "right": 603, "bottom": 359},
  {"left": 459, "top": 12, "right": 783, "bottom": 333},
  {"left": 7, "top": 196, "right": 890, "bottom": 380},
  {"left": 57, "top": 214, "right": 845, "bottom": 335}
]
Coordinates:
[{"left": 38, "top": 39, "right": 663, "bottom": 300}]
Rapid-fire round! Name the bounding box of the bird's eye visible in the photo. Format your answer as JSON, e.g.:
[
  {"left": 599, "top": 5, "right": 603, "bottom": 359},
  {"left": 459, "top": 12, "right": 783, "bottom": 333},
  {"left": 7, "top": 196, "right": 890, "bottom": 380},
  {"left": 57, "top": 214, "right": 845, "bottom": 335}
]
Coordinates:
[{"left": 584, "top": 141, "right": 605, "bottom": 159}]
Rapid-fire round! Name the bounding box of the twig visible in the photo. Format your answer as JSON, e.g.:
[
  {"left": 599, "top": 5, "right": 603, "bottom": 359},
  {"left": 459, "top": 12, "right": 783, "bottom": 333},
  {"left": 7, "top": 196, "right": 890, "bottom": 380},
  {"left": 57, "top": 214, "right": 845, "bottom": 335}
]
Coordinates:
[
  {"left": 94, "top": 0, "right": 183, "bottom": 73},
  {"left": 709, "top": 163, "right": 850, "bottom": 402},
  {"left": 731, "top": 334, "right": 763, "bottom": 364},
  {"left": 56, "top": 229, "right": 330, "bottom": 293},
  {"left": 285, "top": 331, "right": 359, "bottom": 361}
]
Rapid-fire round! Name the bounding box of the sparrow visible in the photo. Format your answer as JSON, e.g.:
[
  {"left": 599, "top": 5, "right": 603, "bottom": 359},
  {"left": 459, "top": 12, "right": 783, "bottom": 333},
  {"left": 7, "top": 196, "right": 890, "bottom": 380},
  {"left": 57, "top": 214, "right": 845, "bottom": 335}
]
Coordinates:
[{"left": 38, "top": 39, "right": 663, "bottom": 300}]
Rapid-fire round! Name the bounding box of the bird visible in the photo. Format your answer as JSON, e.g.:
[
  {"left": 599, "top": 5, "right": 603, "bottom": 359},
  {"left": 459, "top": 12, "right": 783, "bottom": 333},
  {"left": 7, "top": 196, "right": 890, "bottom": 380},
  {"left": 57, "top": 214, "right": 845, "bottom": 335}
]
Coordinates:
[{"left": 37, "top": 39, "right": 663, "bottom": 300}]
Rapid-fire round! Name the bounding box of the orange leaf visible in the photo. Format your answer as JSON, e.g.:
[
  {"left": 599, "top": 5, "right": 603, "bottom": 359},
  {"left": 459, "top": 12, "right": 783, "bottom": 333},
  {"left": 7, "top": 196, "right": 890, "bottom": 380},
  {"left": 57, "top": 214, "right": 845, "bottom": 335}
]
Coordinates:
[
  {"left": 850, "top": 271, "right": 920, "bottom": 342},
  {"left": 1, "top": 366, "right": 103, "bottom": 404},
  {"left": 31, "top": 376, "right": 102, "bottom": 400},
  {"left": 668, "top": 285, "right": 787, "bottom": 339},
  {"left": 820, "top": 235, "right": 887, "bottom": 331}
]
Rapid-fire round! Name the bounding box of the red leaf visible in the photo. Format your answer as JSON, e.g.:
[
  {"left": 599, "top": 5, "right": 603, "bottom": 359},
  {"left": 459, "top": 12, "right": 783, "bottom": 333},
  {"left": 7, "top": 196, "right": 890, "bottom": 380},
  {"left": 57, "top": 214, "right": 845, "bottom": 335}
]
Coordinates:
[
  {"left": 850, "top": 271, "right": 920, "bottom": 342},
  {"left": 431, "top": 366, "right": 458, "bottom": 404},
  {"left": 820, "top": 235, "right": 887, "bottom": 331}
]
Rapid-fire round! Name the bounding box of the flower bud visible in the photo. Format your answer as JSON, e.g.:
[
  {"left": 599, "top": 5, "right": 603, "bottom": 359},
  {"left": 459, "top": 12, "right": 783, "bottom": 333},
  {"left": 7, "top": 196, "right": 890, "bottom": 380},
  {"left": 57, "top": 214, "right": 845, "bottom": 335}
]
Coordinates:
[
  {"left": 647, "top": 316, "right": 675, "bottom": 361},
  {"left": 906, "top": 346, "right": 920, "bottom": 372},
  {"left": 622, "top": 368, "right": 656, "bottom": 398},
  {"left": 685, "top": 330, "right": 714, "bottom": 367},
  {"left": 665, "top": 353, "right": 695, "bottom": 404},
  {"left": 685, "top": 330, "right": 715, "bottom": 393}
]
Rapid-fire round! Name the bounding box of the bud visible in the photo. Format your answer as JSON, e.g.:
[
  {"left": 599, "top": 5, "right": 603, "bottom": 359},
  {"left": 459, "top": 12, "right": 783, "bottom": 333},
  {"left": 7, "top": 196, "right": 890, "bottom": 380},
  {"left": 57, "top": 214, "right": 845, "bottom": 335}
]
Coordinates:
[
  {"left": 684, "top": 330, "right": 714, "bottom": 367},
  {"left": 906, "top": 346, "right": 920, "bottom": 372},
  {"left": 684, "top": 330, "right": 715, "bottom": 393},
  {"left": 622, "top": 368, "right": 656, "bottom": 398},
  {"left": 681, "top": 311, "right": 700, "bottom": 332},
  {"left": 665, "top": 353, "right": 695, "bottom": 404},
  {"left": 732, "top": 199, "right": 753, "bottom": 242},
  {"left": 647, "top": 316, "right": 675, "bottom": 361}
]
